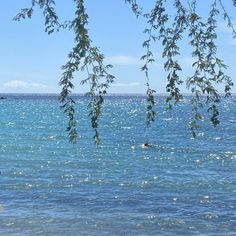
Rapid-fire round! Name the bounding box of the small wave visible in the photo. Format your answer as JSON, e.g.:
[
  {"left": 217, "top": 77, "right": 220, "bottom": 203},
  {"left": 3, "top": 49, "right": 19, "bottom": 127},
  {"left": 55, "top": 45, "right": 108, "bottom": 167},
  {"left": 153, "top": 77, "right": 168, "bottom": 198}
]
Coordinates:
[
  {"left": 214, "top": 137, "right": 222, "bottom": 140},
  {"left": 121, "top": 127, "right": 131, "bottom": 130},
  {"left": 6, "top": 122, "right": 15, "bottom": 126}
]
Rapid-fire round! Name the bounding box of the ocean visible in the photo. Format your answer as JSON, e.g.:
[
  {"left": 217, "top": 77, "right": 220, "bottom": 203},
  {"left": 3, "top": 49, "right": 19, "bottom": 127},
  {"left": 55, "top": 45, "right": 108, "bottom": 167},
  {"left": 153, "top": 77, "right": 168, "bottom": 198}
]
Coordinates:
[{"left": 0, "top": 94, "right": 235, "bottom": 235}]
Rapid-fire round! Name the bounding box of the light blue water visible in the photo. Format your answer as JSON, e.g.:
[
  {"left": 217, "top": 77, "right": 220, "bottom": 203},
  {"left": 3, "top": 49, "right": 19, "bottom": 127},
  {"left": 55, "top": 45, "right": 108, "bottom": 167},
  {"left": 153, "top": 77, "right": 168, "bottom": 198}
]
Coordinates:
[{"left": 0, "top": 94, "right": 236, "bottom": 235}]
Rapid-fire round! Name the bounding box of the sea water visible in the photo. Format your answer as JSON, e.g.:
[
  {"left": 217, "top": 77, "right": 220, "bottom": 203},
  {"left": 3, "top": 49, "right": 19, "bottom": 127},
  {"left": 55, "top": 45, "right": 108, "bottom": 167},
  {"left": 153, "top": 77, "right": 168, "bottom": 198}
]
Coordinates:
[{"left": 0, "top": 94, "right": 235, "bottom": 235}]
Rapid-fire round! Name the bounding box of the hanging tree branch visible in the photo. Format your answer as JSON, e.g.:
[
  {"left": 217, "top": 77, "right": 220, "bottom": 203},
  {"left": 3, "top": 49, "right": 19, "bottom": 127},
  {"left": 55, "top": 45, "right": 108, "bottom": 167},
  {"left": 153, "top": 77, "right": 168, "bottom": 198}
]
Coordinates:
[
  {"left": 14, "top": 0, "right": 236, "bottom": 143},
  {"left": 15, "top": 0, "right": 115, "bottom": 144},
  {"left": 125, "top": 0, "right": 143, "bottom": 18},
  {"left": 13, "top": 0, "right": 67, "bottom": 34},
  {"left": 126, "top": 0, "right": 235, "bottom": 138},
  {"left": 218, "top": 0, "right": 236, "bottom": 38},
  {"left": 162, "top": 0, "right": 187, "bottom": 108},
  {"left": 59, "top": 0, "right": 115, "bottom": 144},
  {"left": 187, "top": 0, "right": 233, "bottom": 137}
]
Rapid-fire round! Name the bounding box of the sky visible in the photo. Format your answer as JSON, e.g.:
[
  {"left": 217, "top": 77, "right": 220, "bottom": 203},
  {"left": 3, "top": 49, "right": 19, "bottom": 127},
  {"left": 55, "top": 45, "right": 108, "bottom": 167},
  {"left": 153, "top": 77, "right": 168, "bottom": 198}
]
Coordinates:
[{"left": 0, "top": 0, "right": 236, "bottom": 94}]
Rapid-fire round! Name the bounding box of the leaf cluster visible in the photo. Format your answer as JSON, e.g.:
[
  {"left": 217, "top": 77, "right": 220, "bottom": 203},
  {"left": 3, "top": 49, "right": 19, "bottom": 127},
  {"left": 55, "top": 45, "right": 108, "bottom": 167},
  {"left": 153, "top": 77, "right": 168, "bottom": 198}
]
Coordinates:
[
  {"left": 15, "top": 0, "right": 236, "bottom": 143},
  {"left": 58, "top": 0, "right": 115, "bottom": 144},
  {"left": 128, "top": 0, "right": 235, "bottom": 137}
]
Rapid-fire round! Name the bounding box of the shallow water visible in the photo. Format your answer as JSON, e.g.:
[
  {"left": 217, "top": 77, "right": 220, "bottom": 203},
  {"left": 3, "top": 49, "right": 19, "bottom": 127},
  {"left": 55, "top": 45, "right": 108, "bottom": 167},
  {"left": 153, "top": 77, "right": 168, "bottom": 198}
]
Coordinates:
[{"left": 0, "top": 95, "right": 236, "bottom": 235}]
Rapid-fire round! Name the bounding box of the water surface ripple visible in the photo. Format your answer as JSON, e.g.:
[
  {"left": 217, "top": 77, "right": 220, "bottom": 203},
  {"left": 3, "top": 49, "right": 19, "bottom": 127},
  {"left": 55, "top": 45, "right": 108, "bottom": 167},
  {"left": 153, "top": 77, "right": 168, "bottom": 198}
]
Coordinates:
[{"left": 0, "top": 95, "right": 235, "bottom": 235}]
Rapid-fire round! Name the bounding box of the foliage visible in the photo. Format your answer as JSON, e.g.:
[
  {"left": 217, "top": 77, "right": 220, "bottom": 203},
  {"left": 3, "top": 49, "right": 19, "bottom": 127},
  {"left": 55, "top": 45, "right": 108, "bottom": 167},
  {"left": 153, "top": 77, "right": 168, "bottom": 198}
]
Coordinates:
[
  {"left": 127, "top": 0, "right": 235, "bottom": 138},
  {"left": 14, "top": 0, "right": 235, "bottom": 143}
]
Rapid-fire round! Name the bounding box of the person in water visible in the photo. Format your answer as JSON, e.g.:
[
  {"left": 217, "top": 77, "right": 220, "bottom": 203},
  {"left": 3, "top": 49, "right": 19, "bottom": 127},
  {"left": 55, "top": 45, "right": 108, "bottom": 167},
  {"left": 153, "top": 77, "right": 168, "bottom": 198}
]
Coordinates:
[{"left": 143, "top": 142, "right": 153, "bottom": 148}]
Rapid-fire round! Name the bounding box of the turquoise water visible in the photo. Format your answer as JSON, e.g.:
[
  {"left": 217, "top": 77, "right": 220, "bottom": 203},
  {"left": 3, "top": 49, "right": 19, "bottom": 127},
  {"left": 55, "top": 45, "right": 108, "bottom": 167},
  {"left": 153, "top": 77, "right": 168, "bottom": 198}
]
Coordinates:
[{"left": 0, "top": 94, "right": 235, "bottom": 235}]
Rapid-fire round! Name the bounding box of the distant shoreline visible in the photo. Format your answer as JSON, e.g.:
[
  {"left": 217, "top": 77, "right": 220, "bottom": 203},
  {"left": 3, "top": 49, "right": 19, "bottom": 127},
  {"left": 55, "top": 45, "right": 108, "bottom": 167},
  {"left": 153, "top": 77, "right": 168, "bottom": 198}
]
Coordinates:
[{"left": 1, "top": 92, "right": 236, "bottom": 97}]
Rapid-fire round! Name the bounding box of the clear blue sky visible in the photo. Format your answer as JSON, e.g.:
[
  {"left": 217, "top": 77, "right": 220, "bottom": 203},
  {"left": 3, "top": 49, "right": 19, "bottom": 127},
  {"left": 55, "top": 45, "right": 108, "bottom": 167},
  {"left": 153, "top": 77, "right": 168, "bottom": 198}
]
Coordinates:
[{"left": 0, "top": 0, "right": 235, "bottom": 94}]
